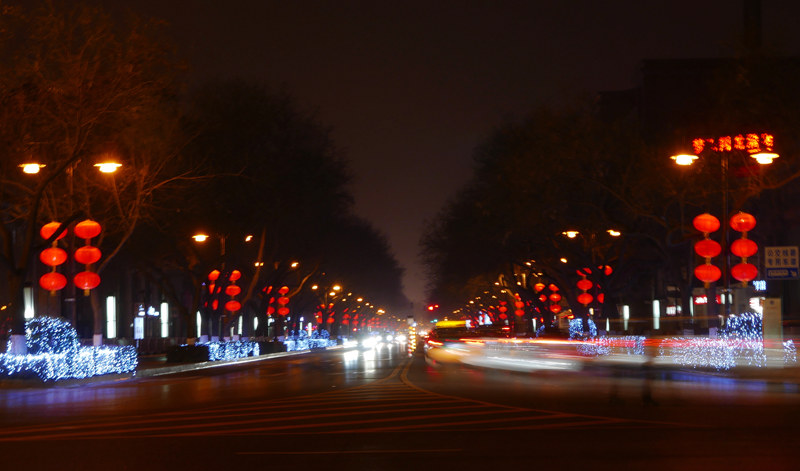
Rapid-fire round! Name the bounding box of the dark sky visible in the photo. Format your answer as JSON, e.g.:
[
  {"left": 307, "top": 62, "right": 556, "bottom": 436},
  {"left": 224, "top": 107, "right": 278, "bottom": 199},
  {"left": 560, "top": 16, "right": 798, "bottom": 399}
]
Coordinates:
[{"left": 106, "top": 0, "right": 800, "bottom": 312}]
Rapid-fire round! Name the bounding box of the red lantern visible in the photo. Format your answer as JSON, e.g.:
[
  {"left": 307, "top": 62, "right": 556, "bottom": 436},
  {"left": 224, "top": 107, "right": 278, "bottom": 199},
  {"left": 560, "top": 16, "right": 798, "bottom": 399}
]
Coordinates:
[
  {"left": 514, "top": 309, "right": 525, "bottom": 316},
  {"left": 597, "top": 293, "right": 605, "bottom": 304},
  {"left": 74, "top": 246, "right": 101, "bottom": 265},
  {"left": 549, "top": 304, "right": 562, "bottom": 314},
  {"left": 277, "top": 306, "right": 290, "bottom": 316},
  {"left": 576, "top": 279, "right": 593, "bottom": 291},
  {"left": 498, "top": 306, "right": 508, "bottom": 313},
  {"left": 267, "top": 306, "right": 276, "bottom": 315},
  {"left": 601, "top": 265, "right": 613, "bottom": 276},
  {"left": 225, "top": 285, "right": 242, "bottom": 297},
  {"left": 514, "top": 301, "right": 524, "bottom": 309},
  {"left": 533, "top": 283, "right": 546, "bottom": 292},
  {"left": 694, "top": 264, "right": 721, "bottom": 283},
  {"left": 577, "top": 293, "right": 594, "bottom": 305},
  {"left": 278, "top": 286, "right": 289, "bottom": 295},
  {"left": 73, "top": 271, "right": 101, "bottom": 290},
  {"left": 538, "top": 294, "right": 547, "bottom": 303},
  {"left": 225, "top": 300, "right": 241, "bottom": 312},
  {"left": 694, "top": 239, "right": 722, "bottom": 258},
  {"left": 730, "top": 238, "right": 758, "bottom": 258},
  {"left": 229, "top": 270, "right": 242, "bottom": 281},
  {"left": 730, "top": 212, "right": 756, "bottom": 233},
  {"left": 731, "top": 263, "right": 758, "bottom": 282},
  {"left": 74, "top": 219, "right": 101, "bottom": 239},
  {"left": 39, "top": 272, "right": 67, "bottom": 291},
  {"left": 278, "top": 296, "right": 290, "bottom": 305},
  {"left": 693, "top": 213, "right": 720, "bottom": 233},
  {"left": 327, "top": 317, "right": 335, "bottom": 324},
  {"left": 499, "top": 313, "right": 507, "bottom": 320},
  {"left": 40, "top": 222, "right": 65, "bottom": 241},
  {"left": 577, "top": 267, "right": 592, "bottom": 276},
  {"left": 549, "top": 293, "right": 562, "bottom": 303},
  {"left": 40, "top": 247, "right": 67, "bottom": 266},
  {"left": 211, "top": 300, "right": 219, "bottom": 310},
  {"left": 208, "top": 270, "right": 220, "bottom": 281},
  {"left": 548, "top": 284, "right": 559, "bottom": 292}
]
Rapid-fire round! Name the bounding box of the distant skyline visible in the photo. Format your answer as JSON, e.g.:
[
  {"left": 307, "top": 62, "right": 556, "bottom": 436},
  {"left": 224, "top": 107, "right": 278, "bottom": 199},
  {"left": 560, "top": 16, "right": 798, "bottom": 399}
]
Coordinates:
[{"left": 103, "top": 0, "right": 800, "bottom": 314}]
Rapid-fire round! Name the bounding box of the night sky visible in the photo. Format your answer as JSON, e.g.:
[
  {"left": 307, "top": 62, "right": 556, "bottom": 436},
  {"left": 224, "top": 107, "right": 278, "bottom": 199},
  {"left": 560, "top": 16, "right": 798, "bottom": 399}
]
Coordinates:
[{"left": 102, "top": 0, "right": 800, "bottom": 311}]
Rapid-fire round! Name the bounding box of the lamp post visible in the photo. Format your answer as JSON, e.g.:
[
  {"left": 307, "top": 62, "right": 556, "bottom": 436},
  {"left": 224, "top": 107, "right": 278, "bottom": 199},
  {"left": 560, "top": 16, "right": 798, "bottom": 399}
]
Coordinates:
[
  {"left": 22, "top": 157, "right": 121, "bottom": 328},
  {"left": 671, "top": 133, "right": 778, "bottom": 321}
]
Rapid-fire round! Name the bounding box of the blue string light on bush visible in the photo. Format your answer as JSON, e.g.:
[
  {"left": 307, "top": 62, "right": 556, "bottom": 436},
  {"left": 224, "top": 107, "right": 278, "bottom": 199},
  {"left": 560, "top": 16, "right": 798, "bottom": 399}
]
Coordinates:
[{"left": 0, "top": 317, "right": 137, "bottom": 381}]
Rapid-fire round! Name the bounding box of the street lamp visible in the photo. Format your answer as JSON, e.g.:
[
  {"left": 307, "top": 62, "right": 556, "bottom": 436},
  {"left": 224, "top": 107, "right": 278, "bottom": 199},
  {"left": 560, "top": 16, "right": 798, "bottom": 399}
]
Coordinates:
[
  {"left": 22, "top": 158, "right": 121, "bottom": 329},
  {"left": 671, "top": 132, "right": 778, "bottom": 319}
]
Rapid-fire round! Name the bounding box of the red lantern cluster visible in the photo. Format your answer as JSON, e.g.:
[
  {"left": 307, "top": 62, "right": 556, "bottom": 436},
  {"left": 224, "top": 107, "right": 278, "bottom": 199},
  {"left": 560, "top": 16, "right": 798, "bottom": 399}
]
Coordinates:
[
  {"left": 39, "top": 221, "right": 104, "bottom": 295},
  {"left": 39, "top": 222, "right": 68, "bottom": 293},
  {"left": 73, "top": 219, "right": 102, "bottom": 293},
  {"left": 224, "top": 269, "right": 242, "bottom": 313},
  {"left": 277, "top": 286, "right": 290, "bottom": 316},
  {"left": 730, "top": 212, "right": 758, "bottom": 283},
  {"left": 514, "top": 294, "right": 525, "bottom": 317},
  {"left": 693, "top": 213, "right": 721, "bottom": 285},
  {"left": 576, "top": 274, "right": 593, "bottom": 306}
]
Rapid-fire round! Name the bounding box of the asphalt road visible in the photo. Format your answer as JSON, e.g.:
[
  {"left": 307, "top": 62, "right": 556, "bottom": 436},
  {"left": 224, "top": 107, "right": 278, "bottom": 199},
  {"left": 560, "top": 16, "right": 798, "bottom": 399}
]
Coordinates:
[{"left": 0, "top": 343, "right": 798, "bottom": 470}]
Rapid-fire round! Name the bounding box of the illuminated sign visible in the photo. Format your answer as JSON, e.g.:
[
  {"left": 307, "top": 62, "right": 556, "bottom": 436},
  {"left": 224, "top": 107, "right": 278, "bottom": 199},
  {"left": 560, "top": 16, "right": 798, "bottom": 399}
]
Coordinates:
[{"left": 692, "top": 133, "right": 774, "bottom": 154}]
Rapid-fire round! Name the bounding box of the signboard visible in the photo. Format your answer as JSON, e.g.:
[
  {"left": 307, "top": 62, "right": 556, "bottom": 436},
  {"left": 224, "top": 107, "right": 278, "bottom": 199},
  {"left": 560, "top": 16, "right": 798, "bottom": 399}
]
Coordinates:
[
  {"left": 134, "top": 316, "right": 144, "bottom": 340},
  {"left": 765, "top": 246, "right": 799, "bottom": 280}
]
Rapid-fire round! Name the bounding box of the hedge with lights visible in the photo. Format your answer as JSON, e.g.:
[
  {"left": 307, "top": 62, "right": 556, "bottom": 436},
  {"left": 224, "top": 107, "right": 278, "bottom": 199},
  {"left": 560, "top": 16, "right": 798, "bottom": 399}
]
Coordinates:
[{"left": 0, "top": 317, "right": 137, "bottom": 381}]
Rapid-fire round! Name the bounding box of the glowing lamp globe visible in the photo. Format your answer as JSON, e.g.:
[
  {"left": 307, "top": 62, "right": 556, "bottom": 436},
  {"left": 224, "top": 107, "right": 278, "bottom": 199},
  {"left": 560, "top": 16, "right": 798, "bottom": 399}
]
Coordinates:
[
  {"left": 208, "top": 270, "right": 220, "bottom": 281},
  {"left": 225, "top": 300, "right": 242, "bottom": 312},
  {"left": 731, "top": 263, "right": 758, "bottom": 282},
  {"left": 40, "top": 247, "right": 67, "bottom": 267},
  {"left": 730, "top": 238, "right": 758, "bottom": 258},
  {"left": 577, "top": 293, "right": 594, "bottom": 305},
  {"left": 73, "top": 271, "right": 101, "bottom": 291},
  {"left": 694, "top": 264, "right": 721, "bottom": 283},
  {"left": 534, "top": 283, "right": 546, "bottom": 292},
  {"left": 577, "top": 279, "right": 593, "bottom": 291},
  {"left": 74, "top": 219, "right": 101, "bottom": 239},
  {"left": 40, "top": 222, "right": 65, "bottom": 241},
  {"left": 39, "top": 272, "right": 67, "bottom": 291},
  {"left": 229, "top": 270, "right": 242, "bottom": 281},
  {"left": 693, "top": 213, "right": 720, "bottom": 233},
  {"left": 74, "top": 246, "right": 101, "bottom": 265},
  {"left": 225, "top": 285, "right": 242, "bottom": 297},
  {"left": 694, "top": 239, "right": 722, "bottom": 258},
  {"left": 730, "top": 212, "right": 756, "bottom": 233}
]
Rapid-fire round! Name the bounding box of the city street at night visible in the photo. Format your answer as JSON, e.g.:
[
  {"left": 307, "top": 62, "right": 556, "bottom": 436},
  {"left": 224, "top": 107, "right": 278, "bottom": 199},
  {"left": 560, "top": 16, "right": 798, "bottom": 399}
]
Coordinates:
[{"left": 1, "top": 343, "right": 798, "bottom": 470}]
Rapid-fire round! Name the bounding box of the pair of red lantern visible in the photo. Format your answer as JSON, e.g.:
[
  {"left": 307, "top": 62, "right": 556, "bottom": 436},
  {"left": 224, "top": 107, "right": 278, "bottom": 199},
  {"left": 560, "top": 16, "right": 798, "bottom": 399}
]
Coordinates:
[
  {"left": 39, "top": 220, "right": 102, "bottom": 293},
  {"left": 693, "top": 212, "right": 759, "bottom": 284},
  {"left": 208, "top": 269, "right": 243, "bottom": 312}
]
